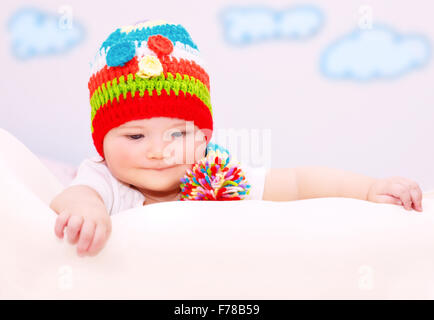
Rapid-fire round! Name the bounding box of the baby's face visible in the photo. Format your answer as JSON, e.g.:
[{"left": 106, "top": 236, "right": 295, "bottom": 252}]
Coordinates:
[{"left": 103, "top": 117, "right": 208, "bottom": 192}]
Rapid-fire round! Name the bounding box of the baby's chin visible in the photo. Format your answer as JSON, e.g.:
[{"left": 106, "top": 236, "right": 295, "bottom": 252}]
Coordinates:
[
  {"left": 131, "top": 167, "right": 188, "bottom": 191},
  {"left": 137, "top": 180, "right": 179, "bottom": 192}
]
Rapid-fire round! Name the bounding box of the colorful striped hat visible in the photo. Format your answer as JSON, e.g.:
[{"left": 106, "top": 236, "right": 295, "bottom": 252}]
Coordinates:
[{"left": 88, "top": 19, "right": 213, "bottom": 159}]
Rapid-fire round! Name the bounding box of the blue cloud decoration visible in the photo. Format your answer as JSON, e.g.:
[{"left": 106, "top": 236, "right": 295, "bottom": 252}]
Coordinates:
[
  {"left": 320, "top": 24, "right": 431, "bottom": 81},
  {"left": 219, "top": 4, "right": 324, "bottom": 46},
  {"left": 7, "top": 7, "right": 85, "bottom": 60}
]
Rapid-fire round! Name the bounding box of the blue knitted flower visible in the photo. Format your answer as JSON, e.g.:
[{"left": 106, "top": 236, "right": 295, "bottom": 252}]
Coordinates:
[{"left": 106, "top": 41, "right": 135, "bottom": 67}]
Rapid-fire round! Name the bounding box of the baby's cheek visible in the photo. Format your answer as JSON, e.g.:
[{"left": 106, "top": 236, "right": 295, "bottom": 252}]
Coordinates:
[
  {"left": 166, "top": 137, "right": 205, "bottom": 165},
  {"left": 192, "top": 143, "right": 206, "bottom": 164},
  {"left": 176, "top": 164, "right": 193, "bottom": 180},
  {"left": 171, "top": 141, "right": 196, "bottom": 165},
  {"left": 170, "top": 145, "right": 187, "bottom": 165},
  {"left": 184, "top": 136, "right": 206, "bottom": 164}
]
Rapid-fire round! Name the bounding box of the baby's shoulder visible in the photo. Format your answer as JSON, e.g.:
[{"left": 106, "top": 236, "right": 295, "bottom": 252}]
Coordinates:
[
  {"left": 78, "top": 155, "right": 109, "bottom": 171},
  {"left": 72, "top": 155, "right": 115, "bottom": 184}
]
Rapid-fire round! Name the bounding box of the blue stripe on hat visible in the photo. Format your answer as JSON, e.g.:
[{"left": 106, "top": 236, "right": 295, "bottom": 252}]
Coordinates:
[{"left": 100, "top": 23, "right": 198, "bottom": 51}]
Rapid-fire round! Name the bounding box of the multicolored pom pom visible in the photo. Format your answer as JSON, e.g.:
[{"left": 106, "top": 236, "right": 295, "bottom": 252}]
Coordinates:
[{"left": 179, "top": 143, "right": 251, "bottom": 201}]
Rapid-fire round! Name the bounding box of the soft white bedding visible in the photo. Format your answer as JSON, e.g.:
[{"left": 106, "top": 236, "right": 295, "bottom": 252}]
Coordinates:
[
  {"left": 2, "top": 172, "right": 434, "bottom": 299},
  {"left": 2, "top": 128, "right": 434, "bottom": 299}
]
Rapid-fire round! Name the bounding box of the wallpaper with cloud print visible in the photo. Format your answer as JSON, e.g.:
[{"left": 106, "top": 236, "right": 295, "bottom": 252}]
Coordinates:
[
  {"left": 7, "top": 7, "right": 85, "bottom": 60},
  {"left": 219, "top": 5, "right": 324, "bottom": 45},
  {"left": 320, "top": 24, "right": 431, "bottom": 81},
  {"left": 219, "top": 4, "right": 431, "bottom": 82}
]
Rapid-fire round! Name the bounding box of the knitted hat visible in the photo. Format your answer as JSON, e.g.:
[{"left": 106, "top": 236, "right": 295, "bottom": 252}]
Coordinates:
[{"left": 88, "top": 19, "right": 213, "bottom": 159}]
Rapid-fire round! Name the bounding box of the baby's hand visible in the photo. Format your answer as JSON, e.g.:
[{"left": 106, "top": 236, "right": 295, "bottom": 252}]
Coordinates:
[
  {"left": 54, "top": 205, "right": 112, "bottom": 257},
  {"left": 367, "top": 176, "right": 423, "bottom": 212}
]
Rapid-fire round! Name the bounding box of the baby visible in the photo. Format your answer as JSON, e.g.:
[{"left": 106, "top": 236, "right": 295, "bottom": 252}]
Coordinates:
[{"left": 49, "top": 19, "right": 423, "bottom": 258}]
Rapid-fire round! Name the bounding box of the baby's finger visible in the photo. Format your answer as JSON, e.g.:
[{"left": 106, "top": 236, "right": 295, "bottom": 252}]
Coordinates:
[
  {"left": 66, "top": 215, "right": 84, "bottom": 244},
  {"left": 86, "top": 224, "right": 108, "bottom": 257},
  {"left": 388, "top": 184, "right": 412, "bottom": 210},
  {"left": 391, "top": 197, "right": 403, "bottom": 206},
  {"left": 374, "top": 194, "right": 402, "bottom": 206},
  {"left": 410, "top": 187, "right": 423, "bottom": 212},
  {"left": 76, "top": 220, "right": 96, "bottom": 257},
  {"left": 394, "top": 178, "right": 423, "bottom": 211},
  {"left": 416, "top": 185, "right": 424, "bottom": 211},
  {"left": 54, "top": 210, "right": 71, "bottom": 239}
]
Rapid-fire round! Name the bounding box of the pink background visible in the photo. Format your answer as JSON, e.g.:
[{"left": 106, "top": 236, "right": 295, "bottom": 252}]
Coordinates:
[{"left": 1, "top": 0, "right": 433, "bottom": 190}]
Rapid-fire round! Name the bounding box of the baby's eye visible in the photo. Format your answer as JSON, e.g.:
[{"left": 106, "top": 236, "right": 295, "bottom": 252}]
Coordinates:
[
  {"left": 127, "top": 134, "right": 144, "bottom": 140},
  {"left": 171, "top": 131, "right": 186, "bottom": 138}
]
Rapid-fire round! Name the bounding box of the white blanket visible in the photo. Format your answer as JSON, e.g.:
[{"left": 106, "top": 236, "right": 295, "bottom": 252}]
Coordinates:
[{"left": 2, "top": 128, "right": 434, "bottom": 299}]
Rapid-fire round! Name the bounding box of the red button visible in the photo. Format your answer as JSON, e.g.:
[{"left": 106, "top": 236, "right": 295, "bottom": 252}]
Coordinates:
[{"left": 147, "top": 35, "right": 174, "bottom": 56}]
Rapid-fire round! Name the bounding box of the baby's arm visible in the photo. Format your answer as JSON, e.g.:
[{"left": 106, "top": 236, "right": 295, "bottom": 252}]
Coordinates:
[
  {"left": 262, "top": 167, "right": 371, "bottom": 201},
  {"left": 262, "top": 167, "right": 422, "bottom": 211},
  {"left": 50, "top": 185, "right": 112, "bottom": 257}
]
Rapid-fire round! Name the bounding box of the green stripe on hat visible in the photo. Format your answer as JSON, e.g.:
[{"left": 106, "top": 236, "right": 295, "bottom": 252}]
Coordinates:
[{"left": 90, "top": 72, "right": 212, "bottom": 123}]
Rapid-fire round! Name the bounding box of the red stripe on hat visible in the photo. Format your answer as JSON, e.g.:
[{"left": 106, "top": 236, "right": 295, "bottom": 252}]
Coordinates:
[
  {"left": 88, "top": 57, "right": 139, "bottom": 98},
  {"left": 88, "top": 55, "right": 210, "bottom": 98},
  {"left": 91, "top": 90, "right": 213, "bottom": 159}
]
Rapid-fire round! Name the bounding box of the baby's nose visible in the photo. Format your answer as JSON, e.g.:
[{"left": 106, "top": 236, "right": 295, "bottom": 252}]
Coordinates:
[
  {"left": 147, "top": 150, "right": 164, "bottom": 160},
  {"left": 146, "top": 138, "right": 168, "bottom": 160}
]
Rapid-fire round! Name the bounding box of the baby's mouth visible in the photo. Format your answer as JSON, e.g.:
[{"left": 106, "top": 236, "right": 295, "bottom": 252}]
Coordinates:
[{"left": 148, "top": 165, "right": 177, "bottom": 171}]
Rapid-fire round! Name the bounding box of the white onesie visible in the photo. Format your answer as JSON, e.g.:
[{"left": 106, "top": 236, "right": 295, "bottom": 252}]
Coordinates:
[{"left": 68, "top": 155, "right": 269, "bottom": 216}]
